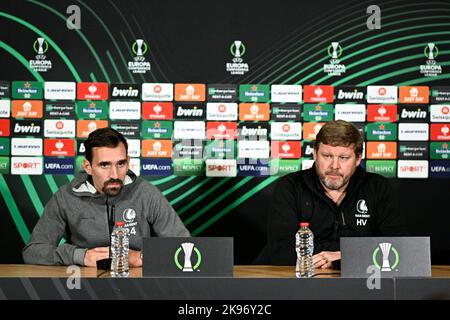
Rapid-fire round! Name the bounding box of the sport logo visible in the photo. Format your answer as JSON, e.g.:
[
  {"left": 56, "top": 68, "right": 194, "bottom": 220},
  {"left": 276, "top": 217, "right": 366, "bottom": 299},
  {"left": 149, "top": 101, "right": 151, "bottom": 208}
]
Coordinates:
[
  {"left": 11, "top": 156, "right": 43, "bottom": 175},
  {"left": 372, "top": 243, "right": 399, "bottom": 272},
  {"left": 174, "top": 243, "right": 202, "bottom": 272}
]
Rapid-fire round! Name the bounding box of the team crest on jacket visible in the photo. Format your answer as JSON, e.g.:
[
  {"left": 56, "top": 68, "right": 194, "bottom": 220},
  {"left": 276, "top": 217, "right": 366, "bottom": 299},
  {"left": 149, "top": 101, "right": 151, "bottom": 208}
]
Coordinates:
[
  {"left": 357, "top": 200, "right": 368, "bottom": 214},
  {"left": 123, "top": 208, "right": 136, "bottom": 222}
]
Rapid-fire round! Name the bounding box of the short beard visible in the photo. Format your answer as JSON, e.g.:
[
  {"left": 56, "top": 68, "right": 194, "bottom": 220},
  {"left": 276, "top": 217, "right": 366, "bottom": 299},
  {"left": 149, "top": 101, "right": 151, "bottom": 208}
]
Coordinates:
[
  {"left": 102, "top": 178, "right": 123, "bottom": 196},
  {"left": 318, "top": 171, "right": 348, "bottom": 191}
]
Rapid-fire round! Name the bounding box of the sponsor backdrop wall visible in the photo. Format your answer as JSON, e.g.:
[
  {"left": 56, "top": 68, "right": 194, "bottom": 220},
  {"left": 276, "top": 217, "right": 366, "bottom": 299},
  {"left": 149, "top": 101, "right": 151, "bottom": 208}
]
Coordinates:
[{"left": 1, "top": 0, "right": 450, "bottom": 263}]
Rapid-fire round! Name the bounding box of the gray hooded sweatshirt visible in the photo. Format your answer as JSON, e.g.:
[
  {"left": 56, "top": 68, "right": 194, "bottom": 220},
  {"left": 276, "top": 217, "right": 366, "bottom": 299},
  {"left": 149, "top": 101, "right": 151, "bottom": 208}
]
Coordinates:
[{"left": 22, "top": 170, "right": 190, "bottom": 266}]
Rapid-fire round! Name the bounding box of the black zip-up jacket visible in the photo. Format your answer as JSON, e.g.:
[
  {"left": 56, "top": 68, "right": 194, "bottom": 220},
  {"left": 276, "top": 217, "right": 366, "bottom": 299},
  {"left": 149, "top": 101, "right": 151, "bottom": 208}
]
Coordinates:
[{"left": 268, "top": 166, "right": 406, "bottom": 265}]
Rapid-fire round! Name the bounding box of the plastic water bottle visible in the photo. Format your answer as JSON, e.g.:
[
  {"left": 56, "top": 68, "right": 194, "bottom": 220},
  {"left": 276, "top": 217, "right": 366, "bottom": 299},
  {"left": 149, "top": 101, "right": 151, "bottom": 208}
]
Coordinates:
[
  {"left": 295, "top": 222, "right": 314, "bottom": 278},
  {"left": 110, "top": 221, "right": 129, "bottom": 278}
]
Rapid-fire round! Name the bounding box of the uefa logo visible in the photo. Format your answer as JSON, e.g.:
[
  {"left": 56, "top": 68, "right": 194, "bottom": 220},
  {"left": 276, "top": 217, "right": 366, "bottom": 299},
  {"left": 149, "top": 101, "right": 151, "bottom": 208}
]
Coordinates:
[
  {"left": 174, "top": 242, "right": 202, "bottom": 272},
  {"left": 372, "top": 242, "right": 400, "bottom": 272}
]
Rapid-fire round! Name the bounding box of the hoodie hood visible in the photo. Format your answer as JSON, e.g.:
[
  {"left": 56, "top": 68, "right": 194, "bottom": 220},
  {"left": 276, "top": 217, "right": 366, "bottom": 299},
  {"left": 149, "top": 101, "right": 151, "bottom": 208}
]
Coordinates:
[{"left": 70, "top": 169, "right": 137, "bottom": 197}]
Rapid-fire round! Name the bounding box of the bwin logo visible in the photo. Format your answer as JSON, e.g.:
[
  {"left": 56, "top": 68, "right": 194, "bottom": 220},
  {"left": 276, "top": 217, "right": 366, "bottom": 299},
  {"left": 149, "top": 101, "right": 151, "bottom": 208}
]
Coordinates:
[
  {"left": 240, "top": 126, "right": 267, "bottom": 136},
  {"left": 177, "top": 107, "right": 203, "bottom": 117},
  {"left": 14, "top": 123, "right": 41, "bottom": 134},
  {"left": 401, "top": 108, "right": 427, "bottom": 119},
  {"left": 337, "top": 89, "right": 364, "bottom": 100},
  {"left": 123, "top": 208, "right": 136, "bottom": 223},
  {"left": 112, "top": 86, "right": 139, "bottom": 98}
]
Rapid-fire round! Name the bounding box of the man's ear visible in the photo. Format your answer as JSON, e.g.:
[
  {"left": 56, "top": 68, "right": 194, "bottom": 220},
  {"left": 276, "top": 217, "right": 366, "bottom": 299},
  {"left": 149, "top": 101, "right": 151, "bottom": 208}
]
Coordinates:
[
  {"left": 356, "top": 154, "right": 362, "bottom": 167},
  {"left": 83, "top": 159, "right": 92, "bottom": 175}
]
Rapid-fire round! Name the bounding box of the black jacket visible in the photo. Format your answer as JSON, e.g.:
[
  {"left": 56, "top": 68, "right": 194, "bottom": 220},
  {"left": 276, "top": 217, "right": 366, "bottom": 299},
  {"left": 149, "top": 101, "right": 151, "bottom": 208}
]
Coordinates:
[{"left": 267, "top": 166, "right": 406, "bottom": 265}]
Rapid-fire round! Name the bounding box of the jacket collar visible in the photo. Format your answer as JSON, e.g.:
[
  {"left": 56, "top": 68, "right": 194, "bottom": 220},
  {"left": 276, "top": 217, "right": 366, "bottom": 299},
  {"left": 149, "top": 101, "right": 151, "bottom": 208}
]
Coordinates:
[{"left": 71, "top": 170, "right": 136, "bottom": 197}]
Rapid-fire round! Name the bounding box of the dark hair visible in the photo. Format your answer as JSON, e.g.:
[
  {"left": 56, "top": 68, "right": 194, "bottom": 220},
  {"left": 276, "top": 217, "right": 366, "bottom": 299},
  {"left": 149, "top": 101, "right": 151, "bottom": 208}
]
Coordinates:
[
  {"left": 84, "top": 128, "right": 128, "bottom": 163},
  {"left": 314, "top": 120, "right": 363, "bottom": 157}
]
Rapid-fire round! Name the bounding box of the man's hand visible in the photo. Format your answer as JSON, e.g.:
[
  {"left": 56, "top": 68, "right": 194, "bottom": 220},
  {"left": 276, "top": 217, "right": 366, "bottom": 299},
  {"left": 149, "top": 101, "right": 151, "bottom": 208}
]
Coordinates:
[
  {"left": 312, "top": 251, "right": 341, "bottom": 269},
  {"left": 129, "top": 249, "right": 142, "bottom": 267},
  {"left": 84, "top": 247, "right": 110, "bottom": 267}
]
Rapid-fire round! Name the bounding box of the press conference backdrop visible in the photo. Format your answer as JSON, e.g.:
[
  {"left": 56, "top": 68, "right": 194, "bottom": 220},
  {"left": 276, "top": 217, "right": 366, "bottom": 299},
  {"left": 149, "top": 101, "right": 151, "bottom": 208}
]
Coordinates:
[{"left": 1, "top": 0, "right": 449, "bottom": 264}]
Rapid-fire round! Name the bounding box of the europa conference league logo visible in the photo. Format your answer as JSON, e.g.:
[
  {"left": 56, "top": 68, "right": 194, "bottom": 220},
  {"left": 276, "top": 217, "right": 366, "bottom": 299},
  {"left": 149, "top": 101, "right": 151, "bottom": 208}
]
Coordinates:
[
  {"left": 226, "top": 40, "right": 249, "bottom": 75},
  {"left": 30, "top": 37, "right": 52, "bottom": 72},
  {"left": 128, "top": 39, "right": 151, "bottom": 74},
  {"left": 323, "top": 42, "right": 345, "bottom": 76},
  {"left": 174, "top": 242, "right": 202, "bottom": 272},
  {"left": 372, "top": 242, "right": 400, "bottom": 271}
]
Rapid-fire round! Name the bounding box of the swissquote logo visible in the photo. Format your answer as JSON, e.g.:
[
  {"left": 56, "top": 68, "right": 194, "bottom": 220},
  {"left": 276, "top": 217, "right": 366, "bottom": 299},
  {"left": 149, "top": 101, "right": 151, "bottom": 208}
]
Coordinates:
[
  {"left": 174, "top": 242, "right": 202, "bottom": 272},
  {"left": 372, "top": 242, "right": 400, "bottom": 272}
]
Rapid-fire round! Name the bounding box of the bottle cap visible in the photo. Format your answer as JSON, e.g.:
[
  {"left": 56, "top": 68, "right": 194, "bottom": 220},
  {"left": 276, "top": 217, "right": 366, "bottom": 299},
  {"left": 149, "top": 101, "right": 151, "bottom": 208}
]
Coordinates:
[
  {"left": 299, "top": 222, "right": 310, "bottom": 227},
  {"left": 115, "top": 221, "right": 125, "bottom": 227}
]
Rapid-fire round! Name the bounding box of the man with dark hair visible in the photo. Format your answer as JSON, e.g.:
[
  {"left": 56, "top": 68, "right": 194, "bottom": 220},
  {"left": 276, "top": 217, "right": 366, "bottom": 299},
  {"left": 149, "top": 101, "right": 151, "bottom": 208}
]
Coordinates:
[
  {"left": 23, "top": 128, "right": 189, "bottom": 266},
  {"left": 267, "top": 120, "right": 405, "bottom": 267}
]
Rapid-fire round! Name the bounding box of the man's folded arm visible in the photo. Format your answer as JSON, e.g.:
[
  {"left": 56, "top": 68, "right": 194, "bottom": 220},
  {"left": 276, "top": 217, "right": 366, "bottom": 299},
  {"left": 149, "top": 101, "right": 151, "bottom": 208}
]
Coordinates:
[{"left": 22, "top": 195, "right": 86, "bottom": 266}]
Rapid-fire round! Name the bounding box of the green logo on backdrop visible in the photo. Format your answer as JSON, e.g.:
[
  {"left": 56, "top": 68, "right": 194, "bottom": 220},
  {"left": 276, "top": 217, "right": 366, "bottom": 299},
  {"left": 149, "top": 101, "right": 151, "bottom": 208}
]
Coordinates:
[
  {"left": 76, "top": 101, "right": 109, "bottom": 119},
  {"left": 270, "top": 159, "right": 301, "bottom": 176},
  {"left": 0, "top": 157, "right": 10, "bottom": 174},
  {"left": 0, "top": 138, "right": 10, "bottom": 156},
  {"left": 372, "top": 243, "right": 400, "bottom": 271},
  {"left": 303, "top": 104, "right": 334, "bottom": 122},
  {"left": 12, "top": 81, "right": 43, "bottom": 99},
  {"left": 75, "top": 156, "right": 85, "bottom": 174},
  {"left": 365, "top": 160, "right": 396, "bottom": 177},
  {"left": 366, "top": 123, "right": 397, "bottom": 141},
  {"left": 430, "top": 142, "right": 450, "bottom": 159},
  {"left": 239, "top": 84, "right": 270, "bottom": 102},
  {"left": 205, "top": 140, "right": 236, "bottom": 159},
  {"left": 174, "top": 243, "right": 202, "bottom": 271},
  {"left": 173, "top": 159, "right": 204, "bottom": 176},
  {"left": 141, "top": 121, "right": 173, "bottom": 139}
]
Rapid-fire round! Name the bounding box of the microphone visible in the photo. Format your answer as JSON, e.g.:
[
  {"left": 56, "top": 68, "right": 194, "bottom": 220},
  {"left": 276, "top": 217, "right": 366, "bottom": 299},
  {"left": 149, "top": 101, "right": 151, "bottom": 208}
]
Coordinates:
[{"left": 96, "top": 202, "right": 115, "bottom": 270}]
